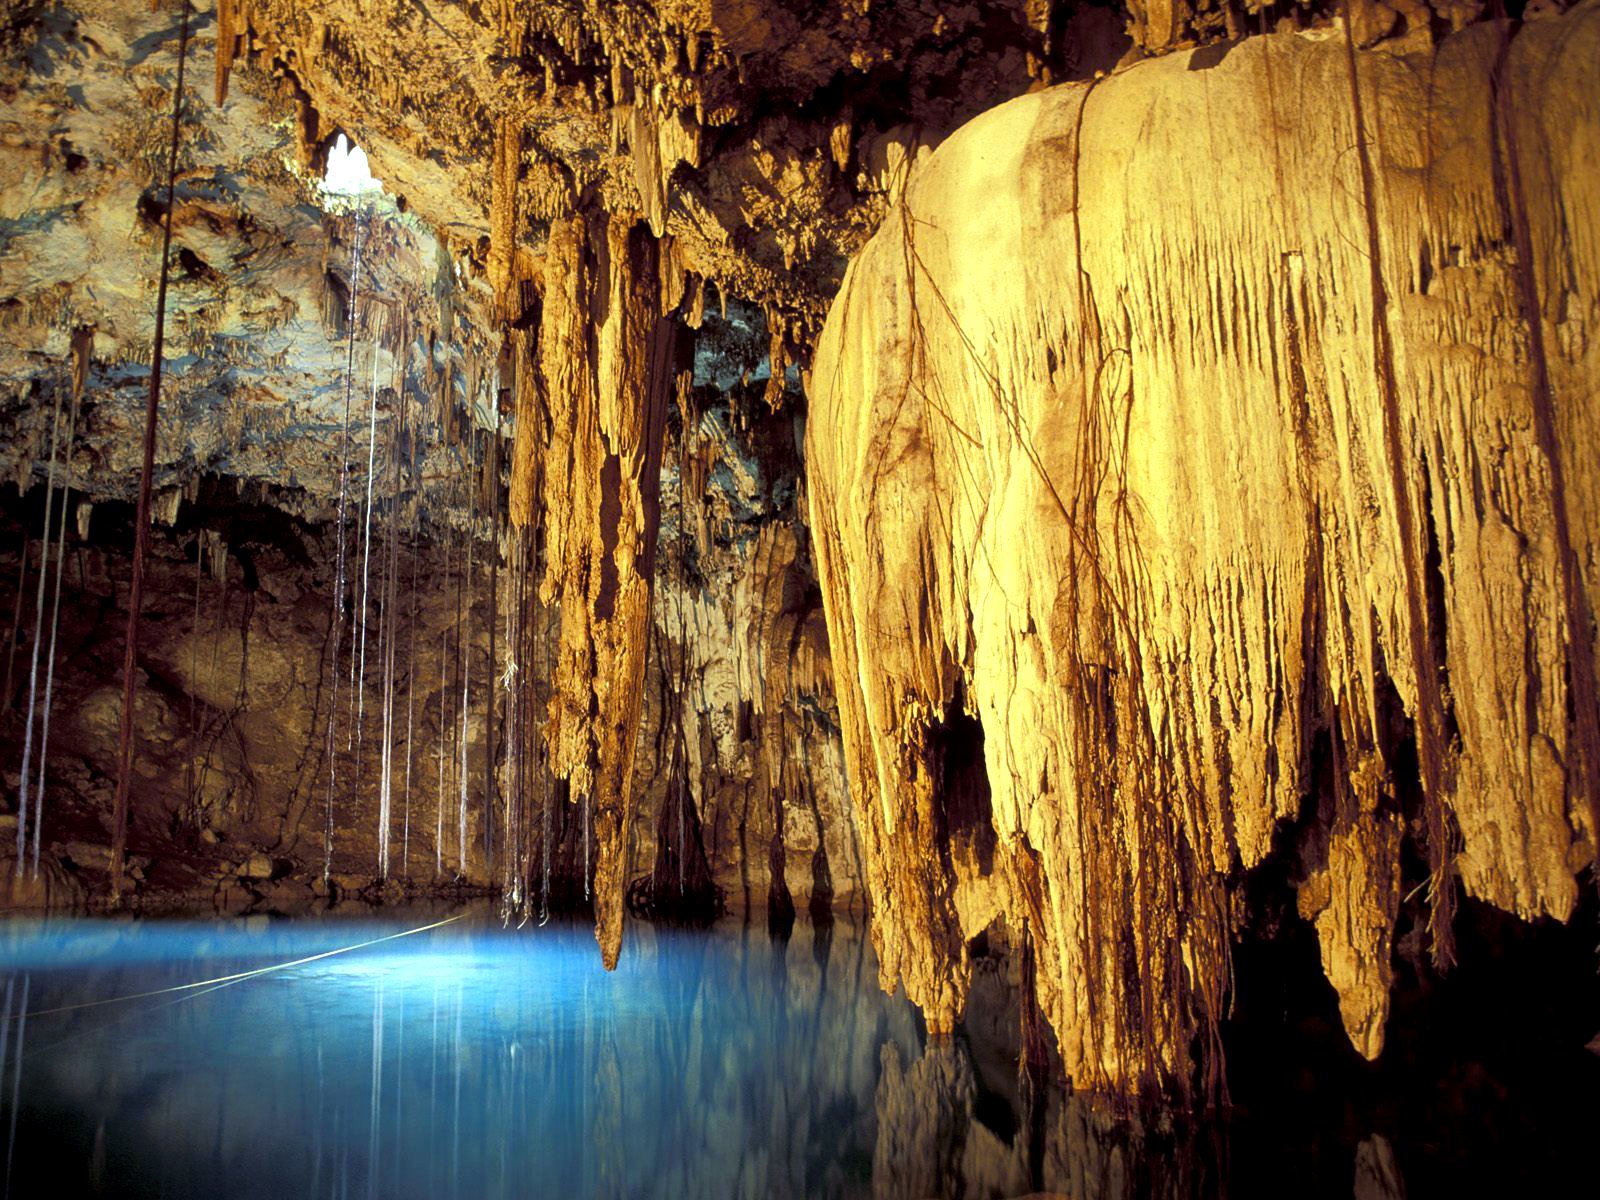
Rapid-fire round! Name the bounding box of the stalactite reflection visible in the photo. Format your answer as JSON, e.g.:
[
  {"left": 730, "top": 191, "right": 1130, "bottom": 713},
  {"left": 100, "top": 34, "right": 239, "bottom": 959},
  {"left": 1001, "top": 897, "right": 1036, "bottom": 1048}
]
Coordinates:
[{"left": 21, "top": 915, "right": 1582, "bottom": 1197}]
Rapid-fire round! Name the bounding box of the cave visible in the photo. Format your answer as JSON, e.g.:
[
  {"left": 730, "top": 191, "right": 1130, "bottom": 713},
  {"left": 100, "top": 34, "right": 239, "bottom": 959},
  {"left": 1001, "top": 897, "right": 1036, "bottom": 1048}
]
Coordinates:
[{"left": 1, "top": 0, "right": 1597, "bottom": 1195}]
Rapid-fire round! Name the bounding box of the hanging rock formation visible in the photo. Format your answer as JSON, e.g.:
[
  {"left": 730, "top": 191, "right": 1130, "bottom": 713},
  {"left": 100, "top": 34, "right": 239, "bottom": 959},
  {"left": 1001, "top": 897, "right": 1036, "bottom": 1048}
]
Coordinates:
[
  {"left": 513, "top": 213, "right": 679, "bottom": 966},
  {"left": 0, "top": 1, "right": 868, "bottom": 922},
  {"left": 808, "top": 9, "right": 1600, "bottom": 1096}
]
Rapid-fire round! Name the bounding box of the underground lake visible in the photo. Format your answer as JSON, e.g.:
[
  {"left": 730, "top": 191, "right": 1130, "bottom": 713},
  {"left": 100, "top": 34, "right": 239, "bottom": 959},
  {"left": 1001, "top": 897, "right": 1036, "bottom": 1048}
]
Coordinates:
[{"left": 1, "top": 906, "right": 1596, "bottom": 1198}]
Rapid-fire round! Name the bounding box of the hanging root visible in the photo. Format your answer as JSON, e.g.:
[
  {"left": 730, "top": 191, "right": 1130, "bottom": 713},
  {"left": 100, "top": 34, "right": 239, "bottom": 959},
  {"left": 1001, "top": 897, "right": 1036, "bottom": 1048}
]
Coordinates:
[{"left": 111, "top": 0, "right": 193, "bottom": 902}]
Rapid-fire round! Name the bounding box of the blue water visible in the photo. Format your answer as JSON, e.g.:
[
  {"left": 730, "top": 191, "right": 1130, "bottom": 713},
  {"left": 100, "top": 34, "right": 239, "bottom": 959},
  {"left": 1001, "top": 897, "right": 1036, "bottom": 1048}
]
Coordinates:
[
  {"left": 3, "top": 912, "right": 1585, "bottom": 1198},
  {"left": 0, "top": 913, "right": 1066, "bottom": 1200}
]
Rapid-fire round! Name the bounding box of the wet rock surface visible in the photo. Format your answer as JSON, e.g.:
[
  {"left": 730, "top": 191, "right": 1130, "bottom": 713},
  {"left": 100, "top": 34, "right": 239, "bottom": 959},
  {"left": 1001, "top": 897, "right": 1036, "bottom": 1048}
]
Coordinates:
[{"left": 808, "top": 8, "right": 1600, "bottom": 1096}]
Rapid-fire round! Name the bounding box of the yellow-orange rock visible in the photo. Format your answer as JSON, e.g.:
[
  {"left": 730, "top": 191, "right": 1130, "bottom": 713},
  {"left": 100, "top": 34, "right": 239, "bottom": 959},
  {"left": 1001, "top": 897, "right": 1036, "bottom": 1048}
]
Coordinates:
[{"left": 808, "top": 10, "right": 1600, "bottom": 1095}]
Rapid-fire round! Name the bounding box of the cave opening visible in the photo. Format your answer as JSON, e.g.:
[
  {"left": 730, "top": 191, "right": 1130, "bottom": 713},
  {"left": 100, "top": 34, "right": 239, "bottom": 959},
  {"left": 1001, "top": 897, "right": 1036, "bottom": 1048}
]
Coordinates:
[{"left": 319, "top": 132, "right": 383, "bottom": 201}]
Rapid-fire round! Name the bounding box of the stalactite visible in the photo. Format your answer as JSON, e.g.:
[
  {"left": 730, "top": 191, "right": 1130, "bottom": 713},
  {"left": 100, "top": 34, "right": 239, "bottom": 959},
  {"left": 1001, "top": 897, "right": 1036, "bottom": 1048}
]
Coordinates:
[
  {"left": 215, "top": 0, "right": 239, "bottom": 107},
  {"left": 111, "top": 0, "right": 193, "bottom": 899},
  {"left": 531, "top": 212, "right": 679, "bottom": 967},
  {"left": 489, "top": 117, "right": 520, "bottom": 326},
  {"left": 1489, "top": 19, "right": 1600, "bottom": 889},
  {"left": 1338, "top": 0, "right": 1457, "bottom": 967},
  {"left": 806, "top": 12, "right": 1600, "bottom": 1098}
]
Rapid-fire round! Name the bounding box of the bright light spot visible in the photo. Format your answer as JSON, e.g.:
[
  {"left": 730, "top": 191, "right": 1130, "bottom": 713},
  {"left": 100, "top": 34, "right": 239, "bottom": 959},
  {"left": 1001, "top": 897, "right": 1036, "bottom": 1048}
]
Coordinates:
[{"left": 322, "top": 133, "right": 383, "bottom": 197}]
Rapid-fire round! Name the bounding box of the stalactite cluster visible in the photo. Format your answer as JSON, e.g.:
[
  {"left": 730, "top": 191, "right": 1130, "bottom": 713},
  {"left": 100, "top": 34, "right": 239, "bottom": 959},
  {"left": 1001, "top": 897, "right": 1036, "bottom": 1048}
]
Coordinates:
[
  {"left": 499, "top": 212, "right": 679, "bottom": 963},
  {"left": 807, "top": 8, "right": 1600, "bottom": 1097}
]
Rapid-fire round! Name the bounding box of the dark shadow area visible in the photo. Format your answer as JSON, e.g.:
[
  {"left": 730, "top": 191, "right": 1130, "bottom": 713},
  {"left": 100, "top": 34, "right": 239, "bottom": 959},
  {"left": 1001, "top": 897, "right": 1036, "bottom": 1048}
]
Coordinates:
[
  {"left": 927, "top": 686, "right": 997, "bottom": 877},
  {"left": 1225, "top": 825, "right": 1599, "bottom": 1197}
]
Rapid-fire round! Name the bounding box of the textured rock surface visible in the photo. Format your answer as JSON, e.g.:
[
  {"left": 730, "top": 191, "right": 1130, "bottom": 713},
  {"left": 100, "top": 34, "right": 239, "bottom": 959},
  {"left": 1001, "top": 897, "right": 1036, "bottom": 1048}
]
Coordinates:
[
  {"left": 516, "top": 213, "right": 676, "bottom": 964},
  {"left": 0, "top": 495, "right": 499, "bottom": 898},
  {"left": 211, "top": 0, "right": 1098, "bottom": 338},
  {"left": 0, "top": 2, "right": 499, "bottom": 517},
  {"left": 634, "top": 346, "right": 861, "bottom": 916},
  {"left": 809, "top": 9, "right": 1600, "bottom": 1095},
  {"left": 0, "top": 0, "right": 866, "bottom": 927}
]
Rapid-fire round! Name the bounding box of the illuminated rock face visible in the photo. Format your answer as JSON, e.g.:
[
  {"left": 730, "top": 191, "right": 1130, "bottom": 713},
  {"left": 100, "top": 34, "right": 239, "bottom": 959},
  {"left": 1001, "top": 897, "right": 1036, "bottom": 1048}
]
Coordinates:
[
  {"left": 521, "top": 214, "right": 676, "bottom": 966},
  {"left": 808, "top": 11, "right": 1600, "bottom": 1096}
]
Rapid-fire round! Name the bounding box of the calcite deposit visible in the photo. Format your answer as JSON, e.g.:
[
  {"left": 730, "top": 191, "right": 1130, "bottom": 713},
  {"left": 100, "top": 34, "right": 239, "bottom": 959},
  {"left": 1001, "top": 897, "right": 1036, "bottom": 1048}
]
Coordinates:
[{"left": 809, "top": 8, "right": 1600, "bottom": 1095}]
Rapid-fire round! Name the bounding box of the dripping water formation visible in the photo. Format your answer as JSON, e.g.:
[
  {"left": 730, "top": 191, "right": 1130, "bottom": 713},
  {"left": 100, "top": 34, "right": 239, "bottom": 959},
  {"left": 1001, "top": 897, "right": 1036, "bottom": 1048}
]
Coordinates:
[{"left": 1, "top": 0, "right": 1598, "bottom": 1196}]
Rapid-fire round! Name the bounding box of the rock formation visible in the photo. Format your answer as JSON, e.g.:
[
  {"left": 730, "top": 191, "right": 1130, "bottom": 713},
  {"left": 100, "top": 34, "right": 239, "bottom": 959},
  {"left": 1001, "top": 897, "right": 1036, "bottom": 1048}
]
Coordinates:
[
  {"left": 808, "top": 7, "right": 1600, "bottom": 1096},
  {"left": 0, "top": 0, "right": 865, "bottom": 925}
]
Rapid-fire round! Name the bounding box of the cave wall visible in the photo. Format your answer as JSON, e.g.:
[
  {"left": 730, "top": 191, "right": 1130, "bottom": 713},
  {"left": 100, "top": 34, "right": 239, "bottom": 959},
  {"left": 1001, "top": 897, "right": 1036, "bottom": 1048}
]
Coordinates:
[
  {"left": 0, "top": 436, "right": 860, "bottom": 914},
  {"left": 807, "top": 9, "right": 1600, "bottom": 1096},
  {"left": 0, "top": 0, "right": 864, "bottom": 921},
  {"left": 633, "top": 341, "right": 861, "bottom": 918},
  {"left": 0, "top": 2, "right": 500, "bottom": 521}
]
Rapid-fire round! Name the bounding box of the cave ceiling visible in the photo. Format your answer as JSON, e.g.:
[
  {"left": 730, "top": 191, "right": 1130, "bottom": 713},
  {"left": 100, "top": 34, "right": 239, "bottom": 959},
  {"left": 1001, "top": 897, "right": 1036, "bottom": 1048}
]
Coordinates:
[{"left": 0, "top": 0, "right": 1494, "bottom": 518}]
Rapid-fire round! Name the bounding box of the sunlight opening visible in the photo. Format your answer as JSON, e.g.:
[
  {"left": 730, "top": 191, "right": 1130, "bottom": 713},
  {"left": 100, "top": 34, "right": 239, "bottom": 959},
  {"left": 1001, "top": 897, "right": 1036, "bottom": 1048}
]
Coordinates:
[{"left": 321, "top": 133, "right": 383, "bottom": 198}]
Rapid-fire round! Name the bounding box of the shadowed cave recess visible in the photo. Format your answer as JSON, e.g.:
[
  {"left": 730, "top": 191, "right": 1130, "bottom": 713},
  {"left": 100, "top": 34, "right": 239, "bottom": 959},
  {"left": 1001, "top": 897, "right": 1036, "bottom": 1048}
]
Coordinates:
[{"left": 0, "top": 0, "right": 1597, "bottom": 1195}]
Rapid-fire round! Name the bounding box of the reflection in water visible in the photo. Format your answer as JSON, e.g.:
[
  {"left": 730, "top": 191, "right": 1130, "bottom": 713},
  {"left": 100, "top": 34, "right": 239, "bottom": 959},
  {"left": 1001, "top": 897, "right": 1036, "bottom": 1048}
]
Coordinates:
[
  {"left": 2, "top": 916, "right": 916, "bottom": 1199},
  {"left": 0, "top": 910, "right": 1513, "bottom": 1199}
]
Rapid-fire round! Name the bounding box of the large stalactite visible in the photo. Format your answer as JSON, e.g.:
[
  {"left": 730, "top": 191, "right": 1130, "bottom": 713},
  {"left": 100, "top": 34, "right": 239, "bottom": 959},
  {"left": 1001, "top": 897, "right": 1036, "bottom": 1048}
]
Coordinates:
[
  {"left": 3, "top": 0, "right": 1597, "bottom": 1112},
  {"left": 806, "top": 9, "right": 1600, "bottom": 1097},
  {"left": 510, "top": 213, "right": 680, "bottom": 965}
]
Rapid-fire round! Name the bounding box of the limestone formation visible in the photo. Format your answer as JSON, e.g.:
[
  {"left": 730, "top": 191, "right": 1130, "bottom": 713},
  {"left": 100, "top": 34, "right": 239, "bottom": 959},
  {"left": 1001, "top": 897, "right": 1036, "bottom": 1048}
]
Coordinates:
[
  {"left": 808, "top": 8, "right": 1600, "bottom": 1096},
  {"left": 524, "top": 213, "right": 677, "bottom": 965}
]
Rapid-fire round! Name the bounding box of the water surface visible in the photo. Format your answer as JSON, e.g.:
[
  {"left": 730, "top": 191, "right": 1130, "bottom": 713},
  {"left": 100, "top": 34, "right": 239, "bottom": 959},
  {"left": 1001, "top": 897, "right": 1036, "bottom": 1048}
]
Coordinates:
[
  {"left": 0, "top": 914, "right": 1062, "bottom": 1199},
  {"left": 0, "top": 910, "right": 1590, "bottom": 1198}
]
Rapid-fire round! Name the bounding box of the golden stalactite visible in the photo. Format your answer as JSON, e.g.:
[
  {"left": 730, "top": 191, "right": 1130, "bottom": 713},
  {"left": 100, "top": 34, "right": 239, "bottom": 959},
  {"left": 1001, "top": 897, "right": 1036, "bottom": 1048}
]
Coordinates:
[
  {"left": 807, "top": 10, "right": 1600, "bottom": 1099},
  {"left": 528, "top": 212, "right": 681, "bottom": 968},
  {"left": 488, "top": 115, "right": 521, "bottom": 325},
  {"left": 215, "top": 0, "right": 237, "bottom": 106},
  {"left": 763, "top": 316, "right": 786, "bottom": 410},
  {"left": 505, "top": 324, "right": 541, "bottom": 533}
]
